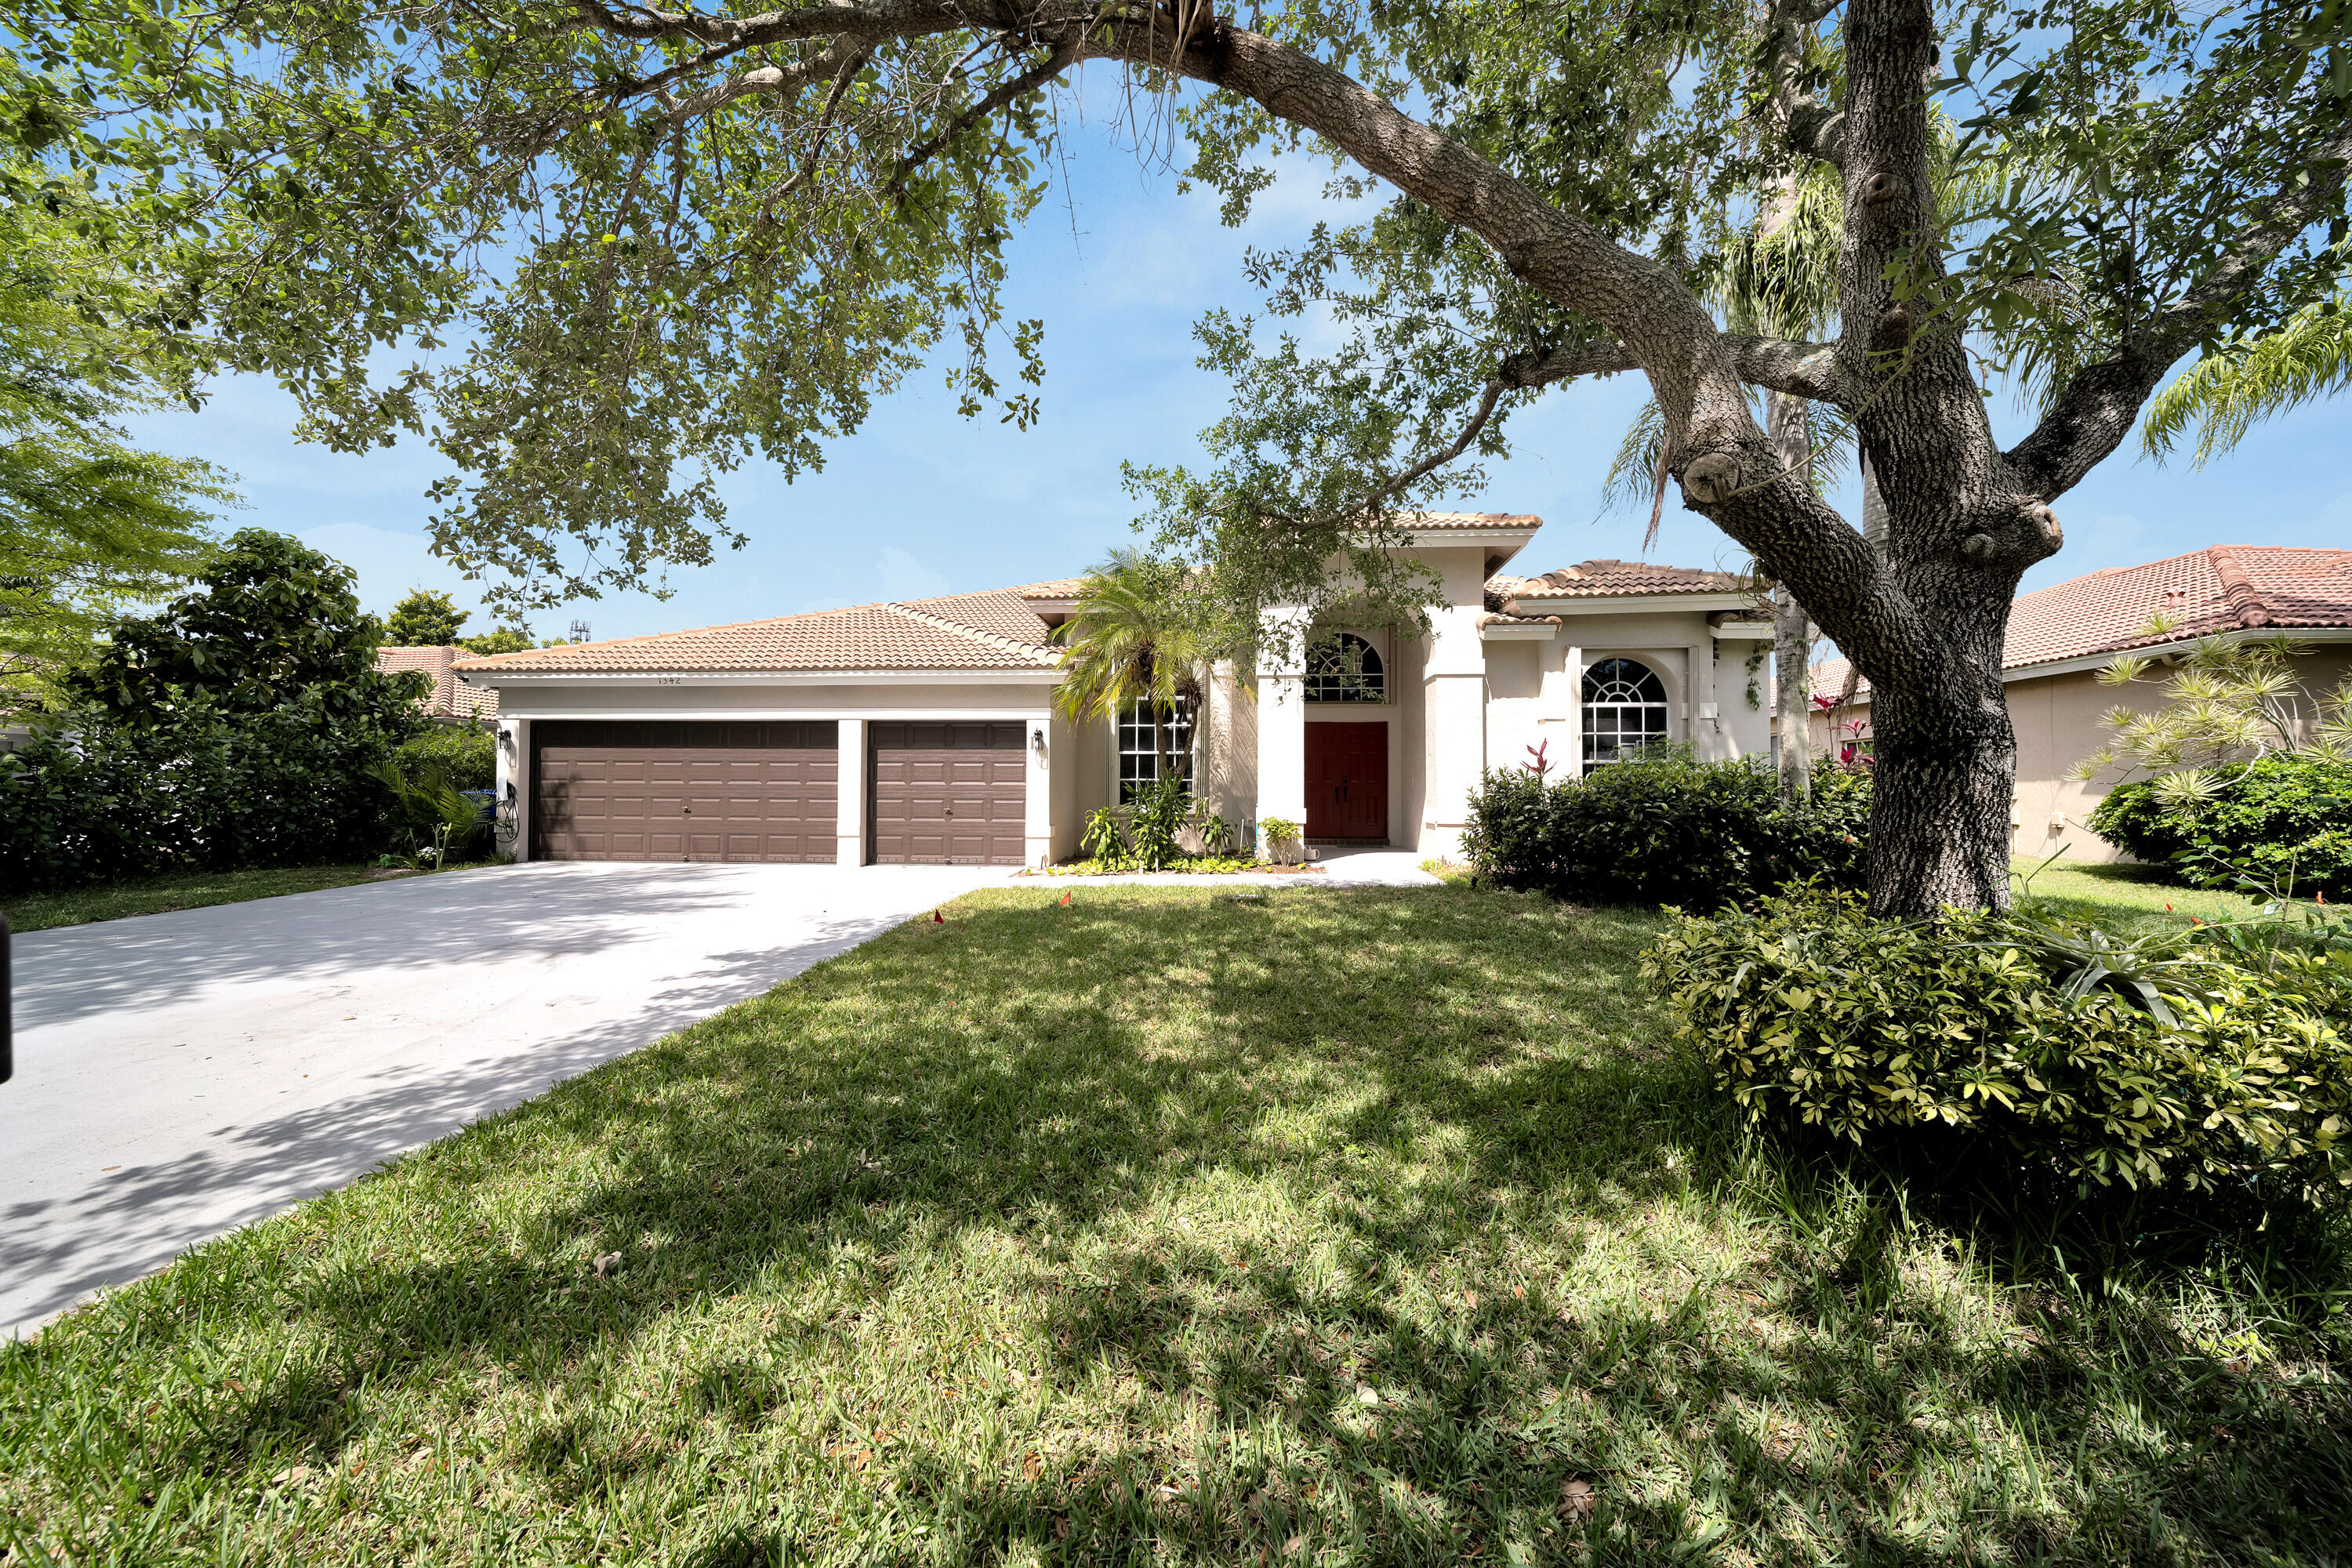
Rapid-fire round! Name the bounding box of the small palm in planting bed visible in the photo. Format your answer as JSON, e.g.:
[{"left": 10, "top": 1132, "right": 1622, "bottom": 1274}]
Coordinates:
[{"left": 1646, "top": 888, "right": 2352, "bottom": 1201}]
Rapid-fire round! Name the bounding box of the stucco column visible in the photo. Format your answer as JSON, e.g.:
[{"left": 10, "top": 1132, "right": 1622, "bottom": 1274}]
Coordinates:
[
  {"left": 835, "top": 717, "right": 866, "bottom": 866},
  {"left": 1544, "top": 642, "right": 1583, "bottom": 782},
  {"left": 1421, "top": 601, "right": 1486, "bottom": 857},
  {"left": 1023, "top": 712, "right": 1053, "bottom": 869},
  {"left": 1688, "top": 640, "right": 1720, "bottom": 760},
  {"left": 1254, "top": 607, "right": 1310, "bottom": 851},
  {"left": 496, "top": 718, "right": 530, "bottom": 862}
]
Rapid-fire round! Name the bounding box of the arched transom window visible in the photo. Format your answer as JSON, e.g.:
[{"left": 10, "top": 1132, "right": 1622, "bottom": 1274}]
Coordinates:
[
  {"left": 1582, "top": 657, "right": 1668, "bottom": 766},
  {"left": 1305, "top": 632, "right": 1385, "bottom": 703}
]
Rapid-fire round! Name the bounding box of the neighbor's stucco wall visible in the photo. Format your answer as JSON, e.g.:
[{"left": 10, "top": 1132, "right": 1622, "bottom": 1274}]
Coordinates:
[{"left": 1810, "top": 644, "right": 2352, "bottom": 864}]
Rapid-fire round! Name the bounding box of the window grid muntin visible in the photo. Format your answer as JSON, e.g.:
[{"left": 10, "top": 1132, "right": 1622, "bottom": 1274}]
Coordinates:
[
  {"left": 1305, "top": 632, "right": 1385, "bottom": 703},
  {"left": 1118, "top": 698, "right": 1193, "bottom": 802},
  {"left": 1581, "top": 656, "right": 1670, "bottom": 767}
]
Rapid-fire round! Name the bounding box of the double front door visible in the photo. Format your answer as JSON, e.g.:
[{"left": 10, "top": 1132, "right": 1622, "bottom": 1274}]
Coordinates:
[{"left": 1305, "top": 721, "right": 1388, "bottom": 841}]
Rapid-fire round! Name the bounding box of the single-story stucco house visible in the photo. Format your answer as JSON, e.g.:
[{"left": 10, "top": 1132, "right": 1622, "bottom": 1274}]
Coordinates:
[
  {"left": 1809, "top": 546, "right": 2352, "bottom": 862},
  {"left": 452, "top": 513, "right": 1779, "bottom": 866}
]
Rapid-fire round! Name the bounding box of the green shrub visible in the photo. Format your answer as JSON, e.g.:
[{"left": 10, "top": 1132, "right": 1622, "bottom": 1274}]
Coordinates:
[
  {"left": 1645, "top": 889, "right": 2352, "bottom": 1199},
  {"left": 0, "top": 701, "right": 408, "bottom": 891},
  {"left": 395, "top": 722, "right": 497, "bottom": 791},
  {"left": 1127, "top": 778, "right": 1190, "bottom": 872},
  {"left": 1463, "top": 752, "right": 1869, "bottom": 909},
  {"left": 2090, "top": 751, "right": 2352, "bottom": 897}
]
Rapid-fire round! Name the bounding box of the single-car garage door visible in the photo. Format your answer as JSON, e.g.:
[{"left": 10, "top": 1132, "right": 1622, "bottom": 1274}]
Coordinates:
[
  {"left": 532, "top": 720, "right": 838, "bottom": 862},
  {"left": 869, "top": 722, "right": 1027, "bottom": 865}
]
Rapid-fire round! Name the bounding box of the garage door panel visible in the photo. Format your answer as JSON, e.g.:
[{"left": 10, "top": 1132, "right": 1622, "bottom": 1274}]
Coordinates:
[
  {"left": 868, "top": 721, "right": 1028, "bottom": 866},
  {"left": 532, "top": 720, "right": 839, "bottom": 862}
]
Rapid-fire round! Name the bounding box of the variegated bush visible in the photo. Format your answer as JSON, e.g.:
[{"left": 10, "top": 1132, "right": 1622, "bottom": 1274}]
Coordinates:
[{"left": 1644, "top": 891, "right": 2352, "bottom": 1199}]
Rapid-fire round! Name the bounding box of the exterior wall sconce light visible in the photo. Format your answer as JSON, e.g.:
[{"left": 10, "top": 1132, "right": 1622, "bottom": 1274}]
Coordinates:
[{"left": 1031, "top": 725, "right": 1047, "bottom": 757}]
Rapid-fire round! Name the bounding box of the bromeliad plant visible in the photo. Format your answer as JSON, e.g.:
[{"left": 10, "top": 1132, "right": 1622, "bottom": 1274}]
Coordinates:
[{"left": 1645, "top": 888, "right": 2352, "bottom": 1200}]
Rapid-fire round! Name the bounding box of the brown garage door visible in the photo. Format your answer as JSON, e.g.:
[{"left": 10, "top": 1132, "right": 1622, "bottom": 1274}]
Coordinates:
[
  {"left": 869, "top": 722, "right": 1028, "bottom": 865},
  {"left": 532, "top": 720, "right": 838, "bottom": 862}
]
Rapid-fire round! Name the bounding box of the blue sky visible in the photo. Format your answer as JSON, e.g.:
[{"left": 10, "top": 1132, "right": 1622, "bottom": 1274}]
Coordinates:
[{"left": 124, "top": 97, "right": 2352, "bottom": 647}]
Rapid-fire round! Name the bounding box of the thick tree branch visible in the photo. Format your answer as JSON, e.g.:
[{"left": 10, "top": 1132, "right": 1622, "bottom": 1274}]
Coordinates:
[
  {"left": 1502, "top": 334, "right": 1845, "bottom": 401},
  {"left": 562, "top": 0, "right": 1895, "bottom": 719},
  {"left": 661, "top": 39, "right": 860, "bottom": 124},
  {"left": 1763, "top": 0, "right": 1846, "bottom": 169},
  {"left": 2005, "top": 121, "right": 2352, "bottom": 499}
]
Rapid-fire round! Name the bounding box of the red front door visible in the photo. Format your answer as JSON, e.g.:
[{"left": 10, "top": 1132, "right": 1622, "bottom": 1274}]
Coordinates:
[{"left": 1305, "top": 722, "right": 1388, "bottom": 841}]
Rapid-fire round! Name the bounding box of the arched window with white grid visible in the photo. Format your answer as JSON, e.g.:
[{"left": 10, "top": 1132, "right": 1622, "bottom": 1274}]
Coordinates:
[{"left": 1581, "top": 657, "right": 1669, "bottom": 766}]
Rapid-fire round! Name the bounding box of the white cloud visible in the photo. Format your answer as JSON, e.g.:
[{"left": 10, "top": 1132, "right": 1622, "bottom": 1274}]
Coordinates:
[{"left": 877, "top": 546, "right": 952, "bottom": 601}]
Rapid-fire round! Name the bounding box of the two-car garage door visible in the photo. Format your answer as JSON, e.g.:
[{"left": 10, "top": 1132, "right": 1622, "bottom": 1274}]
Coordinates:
[
  {"left": 531, "top": 720, "right": 1026, "bottom": 865},
  {"left": 532, "top": 720, "right": 840, "bottom": 862}
]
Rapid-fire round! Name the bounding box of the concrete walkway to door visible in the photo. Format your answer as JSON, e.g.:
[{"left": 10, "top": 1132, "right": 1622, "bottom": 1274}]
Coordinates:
[{"left": 1, "top": 859, "right": 1009, "bottom": 1340}]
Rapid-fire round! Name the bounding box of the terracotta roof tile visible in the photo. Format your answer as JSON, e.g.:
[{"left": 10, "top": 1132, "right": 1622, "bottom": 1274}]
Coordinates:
[
  {"left": 898, "top": 589, "right": 1054, "bottom": 647},
  {"left": 1478, "top": 610, "right": 1561, "bottom": 627},
  {"left": 1809, "top": 546, "right": 2352, "bottom": 701},
  {"left": 1397, "top": 510, "right": 1544, "bottom": 531},
  {"left": 452, "top": 589, "right": 1058, "bottom": 675},
  {"left": 1494, "top": 559, "right": 1748, "bottom": 601},
  {"left": 1012, "top": 578, "right": 1090, "bottom": 599},
  {"left": 377, "top": 645, "right": 499, "bottom": 720}
]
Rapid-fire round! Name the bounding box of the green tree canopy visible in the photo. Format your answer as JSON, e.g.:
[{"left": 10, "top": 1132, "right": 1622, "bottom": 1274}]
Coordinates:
[
  {"left": 385, "top": 586, "right": 468, "bottom": 645},
  {"left": 0, "top": 58, "right": 234, "bottom": 708},
  {"left": 458, "top": 626, "right": 535, "bottom": 656},
  {"left": 70, "top": 528, "right": 428, "bottom": 732}
]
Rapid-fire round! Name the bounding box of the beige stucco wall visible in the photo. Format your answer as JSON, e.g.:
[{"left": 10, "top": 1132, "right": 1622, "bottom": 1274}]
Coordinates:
[
  {"left": 1475, "top": 611, "right": 1771, "bottom": 787},
  {"left": 1810, "top": 644, "right": 2352, "bottom": 864}
]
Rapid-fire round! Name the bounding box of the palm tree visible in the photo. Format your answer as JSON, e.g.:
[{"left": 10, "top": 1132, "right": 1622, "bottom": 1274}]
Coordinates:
[{"left": 1051, "top": 550, "right": 1218, "bottom": 796}]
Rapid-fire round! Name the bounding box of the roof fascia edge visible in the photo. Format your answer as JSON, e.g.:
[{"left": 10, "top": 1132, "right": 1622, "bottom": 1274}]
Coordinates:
[
  {"left": 2002, "top": 625, "right": 2352, "bottom": 683},
  {"left": 1503, "top": 592, "right": 1757, "bottom": 616},
  {"left": 1820, "top": 625, "right": 2352, "bottom": 705},
  {"left": 458, "top": 668, "right": 1062, "bottom": 686}
]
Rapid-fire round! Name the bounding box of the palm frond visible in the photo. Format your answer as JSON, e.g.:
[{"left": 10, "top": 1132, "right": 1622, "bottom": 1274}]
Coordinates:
[{"left": 2143, "top": 296, "right": 2352, "bottom": 466}]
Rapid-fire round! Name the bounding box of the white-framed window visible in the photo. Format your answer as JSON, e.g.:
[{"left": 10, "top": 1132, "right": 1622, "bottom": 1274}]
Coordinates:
[
  {"left": 1305, "top": 632, "right": 1385, "bottom": 703},
  {"left": 1583, "top": 657, "right": 1669, "bottom": 766},
  {"left": 1118, "top": 698, "right": 1192, "bottom": 802}
]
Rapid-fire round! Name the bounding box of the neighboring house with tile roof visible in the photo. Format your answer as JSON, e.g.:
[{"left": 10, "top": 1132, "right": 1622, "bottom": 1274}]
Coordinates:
[
  {"left": 453, "top": 514, "right": 1777, "bottom": 866},
  {"left": 1808, "top": 546, "right": 2352, "bottom": 862},
  {"left": 376, "top": 644, "right": 499, "bottom": 724}
]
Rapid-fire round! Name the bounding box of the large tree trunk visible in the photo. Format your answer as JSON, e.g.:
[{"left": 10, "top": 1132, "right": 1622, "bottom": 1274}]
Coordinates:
[{"left": 1865, "top": 626, "right": 2017, "bottom": 915}]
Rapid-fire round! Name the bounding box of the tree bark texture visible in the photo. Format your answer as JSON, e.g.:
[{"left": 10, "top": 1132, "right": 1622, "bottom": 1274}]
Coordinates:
[{"left": 565, "top": 0, "right": 2352, "bottom": 913}]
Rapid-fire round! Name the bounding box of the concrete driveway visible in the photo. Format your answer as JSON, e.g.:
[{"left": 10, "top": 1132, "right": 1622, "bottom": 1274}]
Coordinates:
[{"left": 2, "top": 859, "right": 1011, "bottom": 1339}]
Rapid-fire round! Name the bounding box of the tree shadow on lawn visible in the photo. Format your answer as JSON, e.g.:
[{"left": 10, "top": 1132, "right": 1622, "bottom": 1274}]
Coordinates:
[{"left": 10, "top": 886, "right": 2350, "bottom": 1565}]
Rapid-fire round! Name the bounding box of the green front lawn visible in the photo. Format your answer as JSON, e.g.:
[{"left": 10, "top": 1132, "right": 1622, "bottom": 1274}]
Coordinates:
[
  {"left": 2012, "top": 855, "right": 2314, "bottom": 938},
  {"left": 5, "top": 884, "right": 2347, "bottom": 1563},
  {"left": 1, "top": 864, "right": 397, "bottom": 934}
]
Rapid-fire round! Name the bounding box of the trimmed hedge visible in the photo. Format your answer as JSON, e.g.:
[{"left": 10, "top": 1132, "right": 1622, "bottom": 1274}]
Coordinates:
[
  {"left": 2090, "top": 751, "right": 2352, "bottom": 898},
  {"left": 1462, "top": 753, "right": 1869, "bottom": 909},
  {"left": 1646, "top": 889, "right": 2352, "bottom": 1199},
  {"left": 0, "top": 704, "right": 408, "bottom": 892}
]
